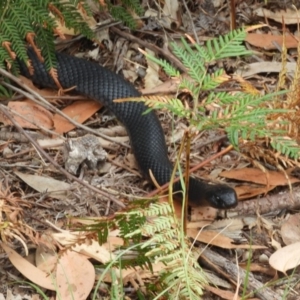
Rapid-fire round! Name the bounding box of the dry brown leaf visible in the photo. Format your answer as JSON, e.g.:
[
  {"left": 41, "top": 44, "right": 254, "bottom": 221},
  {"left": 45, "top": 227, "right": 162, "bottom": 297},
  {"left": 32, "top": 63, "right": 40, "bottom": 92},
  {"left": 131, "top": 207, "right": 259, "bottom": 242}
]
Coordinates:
[
  {"left": 255, "top": 7, "right": 300, "bottom": 24},
  {"left": 205, "top": 285, "right": 241, "bottom": 300},
  {"left": 190, "top": 206, "right": 218, "bottom": 221},
  {"left": 235, "top": 61, "right": 296, "bottom": 78},
  {"left": 1, "top": 243, "right": 55, "bottom": 291},
  {"left": 141, "top": 77, "right": 180, "bottom": 95},
  {"left": 3, "top": 100, "right": 53, "bottom": 129},
  {"left": 51, "top": 231, "right": 122, "bottom": 263},
  {"left": 221, "top": 168, "right": 300, "bottom": 186},
  {"left": 239, "top": 262, "right": 276, "bottom": 276},
  {"left": 205, "top": 218, "right": 244, "bottom": 232},
  {"left": 270, "top": 237, "right": 281, "bottom": 251},
  {"left": 187, "top": 229, "right": 266, "bottom": 250},
  {"left": 162, "top": 0, "right": 179, "bottom": 29},
  {"left": 53, "top": 100, "right": 102, "bottom": 134},
  {"left": 281, "top": 214, "right": 300, "bottom": 245},
  {"left": 72, "top": 239, "right": 119, "bottom": 263},
  {"left": 123, "top": 68, "right": 138, "bottom": 83},
  {"left": 56, "top": 250, "right": 95, "bottom": 300},
  {"left": 14, "top": 171, "right": 71, "bottom": 200},
  {"left": 144, "top": 49, "right": 163, "bottom": 89},
  {"left": 103, "top": 236, "right": 124, "bottom": 251},
  {"left": 269, "top": 242, "right": 300, "bottom": 273},
  {"left": 246, "top": 33, "right": 298, "bottom": 50},
  {"left": 35, "top": 243, "right": 58, "bottom": 274},
  {"left": 234, "top": 184, "right": 276, "bottom": 200}
]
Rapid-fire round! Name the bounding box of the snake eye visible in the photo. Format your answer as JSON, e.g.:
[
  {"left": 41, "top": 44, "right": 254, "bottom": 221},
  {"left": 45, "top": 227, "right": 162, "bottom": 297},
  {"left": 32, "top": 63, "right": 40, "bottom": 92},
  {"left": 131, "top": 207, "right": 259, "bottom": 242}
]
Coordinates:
[{"left": 215, "top": 196, "right": 220, "bottom": 201}]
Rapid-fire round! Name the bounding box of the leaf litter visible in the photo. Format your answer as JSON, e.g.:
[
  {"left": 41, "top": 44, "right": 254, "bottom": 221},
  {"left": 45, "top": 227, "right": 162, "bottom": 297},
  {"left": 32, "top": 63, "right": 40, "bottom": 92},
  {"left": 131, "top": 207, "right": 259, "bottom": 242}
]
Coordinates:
[{"left": 2, "top": 0, "right": 300, "bottom": 299}]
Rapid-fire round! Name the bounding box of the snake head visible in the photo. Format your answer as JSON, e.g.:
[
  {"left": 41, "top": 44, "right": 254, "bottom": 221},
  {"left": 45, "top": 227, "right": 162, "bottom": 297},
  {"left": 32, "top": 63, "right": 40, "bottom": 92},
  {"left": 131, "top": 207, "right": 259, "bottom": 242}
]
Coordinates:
[{"left": 204, "top": 184, "right": 238, "bottom": 209}]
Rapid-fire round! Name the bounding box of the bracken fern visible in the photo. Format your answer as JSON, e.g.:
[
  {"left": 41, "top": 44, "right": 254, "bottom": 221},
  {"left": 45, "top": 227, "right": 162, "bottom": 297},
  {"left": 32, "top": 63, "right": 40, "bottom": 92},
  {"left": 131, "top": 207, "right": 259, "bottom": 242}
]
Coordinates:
[
  {"left": 0, "top": 0, "right": 143, "bottom": 73},
  {"left": 144, "top": 29, "right": 300, "bottom": 159}
]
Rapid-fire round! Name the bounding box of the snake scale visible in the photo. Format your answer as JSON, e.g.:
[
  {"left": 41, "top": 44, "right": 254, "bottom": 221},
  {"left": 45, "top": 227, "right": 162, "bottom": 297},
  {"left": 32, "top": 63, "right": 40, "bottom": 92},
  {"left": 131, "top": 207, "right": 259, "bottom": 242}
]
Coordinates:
[{"left": 19, "top": 48, "right": 238, "bottom": 209}]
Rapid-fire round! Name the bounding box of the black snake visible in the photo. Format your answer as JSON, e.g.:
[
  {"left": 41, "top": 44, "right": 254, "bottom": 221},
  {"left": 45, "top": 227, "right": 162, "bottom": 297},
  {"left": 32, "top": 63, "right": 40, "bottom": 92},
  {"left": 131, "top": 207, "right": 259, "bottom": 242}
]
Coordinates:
[{"left": 19, "top": 48, "right": 238, "bottom": 209}]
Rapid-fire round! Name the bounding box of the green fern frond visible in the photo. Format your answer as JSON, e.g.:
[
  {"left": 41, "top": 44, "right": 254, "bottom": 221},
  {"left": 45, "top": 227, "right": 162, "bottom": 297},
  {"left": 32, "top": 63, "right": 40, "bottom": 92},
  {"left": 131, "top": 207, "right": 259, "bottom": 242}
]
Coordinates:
[
  {"left": 145, "top": 30, "right": 254, "bottom": 113},
  {"left": 115, "top": 247, "right": 153, "bottom": 270},
  {"left": 5, "top": 6, "right": 33, "bottom": 38},
  {"left": 145, "top": 32, "right": 298, "bottom": 159},
  {"left": 97, "top": 225, "right": 109, "bottom": 245},
  {"left": 84, "top": 200, "right": 206, "bottom": 297},
  {"left": 206, "top": 91, "right": 239, "bottom": 104},
  {"left": 2, "top": 20, "right": 28, "bottom": 62},
  {"left": 107, "top": 5, "right": 138, "bottom": 29},
  {"left": 172, "top": 42, "right": 206, "bottom": 83},
  {"left": 0, "top": 0, "right": 140, "bottom": 75},
  {"left": 132, "top": 204, "right": 206, "bottom": 297},
  {"left": 157, "top": 248, "right": 207, "bottom": 298},
  {"left": 143, "top": 216, "right": 174, "bottom": 234},
  {"left": 18, "top": 0, "right": 57, "bottom": 32},
  {"left": 146, "top": 55, "right": 180, "bottom": 77},
  {"left": 118, "top": 214, "right": 146, "bottom": 243},
  {"left": 0, "top": 0, "right": 94, "bottom": 77},
  {"left": 0, "top": 46, "right": 12, "bottom": 69},
  {"left": 206, "top": 28, "right": 252, "bottom": 60},
  {"left": 135, "top": 202, "right": 173, "bottom": 216},
  {"left": 143, "top": 229, "right": 178, "bottom": 245},
  {"left": 53, "top": 0, "right": 94, "bottom": 39},
  {"left": 201, "top": 91, "right": 290, "bottom": 147},
  {"left": 179, "top": 77, "right": 201, "bottom": 96},
  {"left": 202, "top": 69, "right": 227, "bottom": 90},
  {"left": 271, "top": 137, "right": 300, "bottom": 159},
  {"left": 122, "top": 0, "right": 144, "bottom": 15},
  {"left": 34, "top": 26, "right": 57, "bottom": 69},
  {"left": 0, "top": 80, "right": 12, "bottom": 99},
  {"left": 142, "top": 96, "right": 192, "bottom": 119},
  {"left": 0, "top": 0, "right": 144, "bottom": 80},
  {"left": 99, "top": 0, "right": 144, "bottom": 29}
]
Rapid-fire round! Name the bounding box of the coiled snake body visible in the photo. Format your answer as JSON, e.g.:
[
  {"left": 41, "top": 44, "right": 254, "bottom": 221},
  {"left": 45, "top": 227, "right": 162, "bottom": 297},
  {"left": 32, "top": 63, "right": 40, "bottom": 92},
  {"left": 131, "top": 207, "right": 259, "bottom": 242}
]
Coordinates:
[{"left": 20, "top": 49, "right": 238, "bottom": 209}]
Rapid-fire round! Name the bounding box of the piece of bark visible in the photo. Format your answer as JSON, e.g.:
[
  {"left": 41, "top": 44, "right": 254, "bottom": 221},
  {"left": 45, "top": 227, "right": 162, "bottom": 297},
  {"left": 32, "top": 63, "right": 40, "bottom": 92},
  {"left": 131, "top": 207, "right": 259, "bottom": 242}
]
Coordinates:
[
  {"left": 220, "top": 186, "right": 300, "bottom": 218},
  {"left": 199, "top": 248, "right": 282, "bottom": 300}
]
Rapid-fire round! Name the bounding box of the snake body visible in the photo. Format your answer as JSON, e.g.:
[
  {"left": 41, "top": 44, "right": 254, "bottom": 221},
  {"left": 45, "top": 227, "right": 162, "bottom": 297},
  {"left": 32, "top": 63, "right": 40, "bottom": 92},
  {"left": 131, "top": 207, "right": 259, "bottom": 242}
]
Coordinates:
[{"left": 19, "top": 49, "right": 238, "bottom": 209}]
